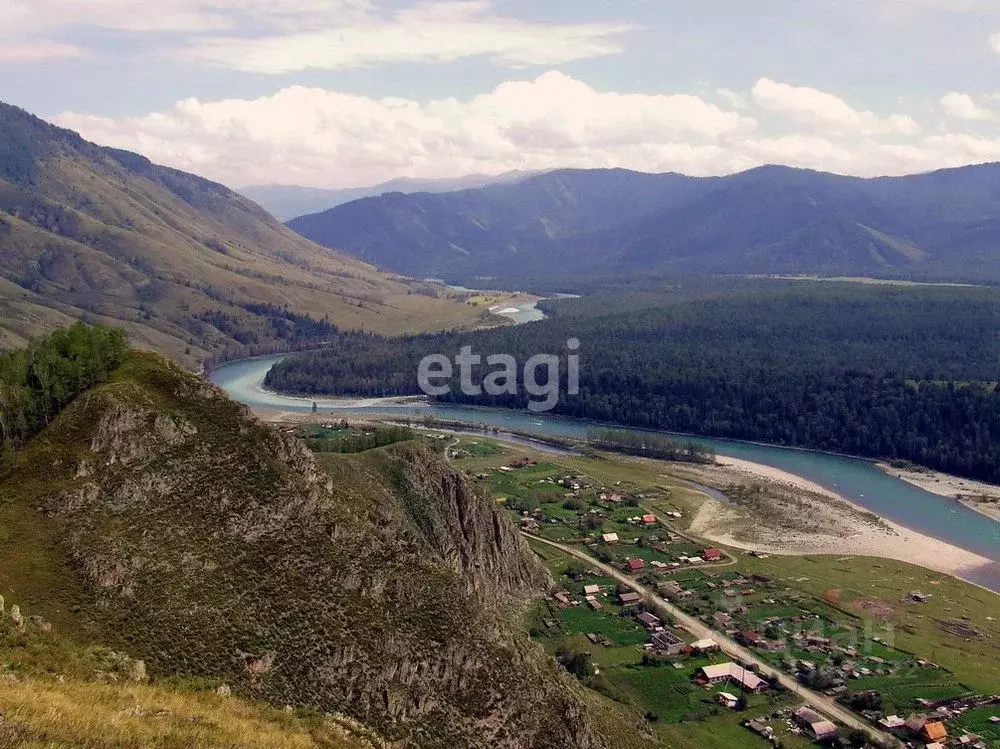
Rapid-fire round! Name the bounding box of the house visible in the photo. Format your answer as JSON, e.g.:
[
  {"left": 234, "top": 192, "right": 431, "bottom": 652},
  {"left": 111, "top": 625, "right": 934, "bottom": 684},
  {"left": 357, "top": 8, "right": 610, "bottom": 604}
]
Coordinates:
[
  {"left": 626, "top": 558, "right": 645, "bottom": 572},
  {"left": 652, "top": 630, "right": 686, "bottom": 655},
  {"left": 713, "top": 612, "right": 734, "bottom": 628},
  {"left": 636, "top": 612, "right": 662, "bottom": 631},
  {"left": 878, "top": 715, "right": 906, "bottom": 730},
  {"left": 704, "top": 548, "right": 723, "bottom": 561},
  {"left": 689, "top": 638, "right": 720, "bottom": 654},
  {"left": 793, "top": 707, "right": 838, "bottom": 741},
  {"left": 642, "top": 513, "right": 658, "bottom": 526},
  {"left": 695, "top": 662, "right": 768, "bottom": 693},
  {"left": 717, "top": 691, "right": 740, "bottom": 709},
  {"left": 602, "top": 533, "right": 619, "bottom": 544},
  {"left": 739, "top": 631, "right": 765, "bottom": 647},
  {"left": 583, "top": 584, "right": 601, "bottom": 596},
  {"left": 619, "top": 591, "right": 642, "bottom": 606},
  {"left": 921, "top": 722, "right": 948, "bottom": 743}
]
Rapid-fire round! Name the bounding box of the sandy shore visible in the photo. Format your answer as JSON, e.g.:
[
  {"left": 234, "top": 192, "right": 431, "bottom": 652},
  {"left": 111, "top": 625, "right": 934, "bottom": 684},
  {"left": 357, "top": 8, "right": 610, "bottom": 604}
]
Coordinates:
[
  {"left": 877, "top": 462, "right": 1000, "bottom": 523},
  {"left": 686, "top": 456, "right": 998, "bottom": 586}
]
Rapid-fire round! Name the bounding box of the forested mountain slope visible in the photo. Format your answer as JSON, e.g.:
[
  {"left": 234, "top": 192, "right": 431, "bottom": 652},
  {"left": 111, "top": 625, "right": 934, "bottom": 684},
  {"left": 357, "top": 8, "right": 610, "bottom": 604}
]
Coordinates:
[
  {"left": 0, "top": 103, "right": 479, "bottom": 366},
  {"left": 0, "top": 339, "right": 602, "bottom": 748},
  {"left": 287, "top": 169, "right": 714, "bottom": 279},
  {"left": 287, "top": 164, "right": 1000, "bottom": 284}
]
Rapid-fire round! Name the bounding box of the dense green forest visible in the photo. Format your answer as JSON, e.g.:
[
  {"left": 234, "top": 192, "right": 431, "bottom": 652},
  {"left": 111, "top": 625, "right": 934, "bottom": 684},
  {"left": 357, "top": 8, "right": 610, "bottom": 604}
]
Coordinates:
[
  {"left": 0, "top": 323, "right": 129, "bottom": 458},
  {"left": 265, "top": 284, "right": 1000, "bottom": 483}
]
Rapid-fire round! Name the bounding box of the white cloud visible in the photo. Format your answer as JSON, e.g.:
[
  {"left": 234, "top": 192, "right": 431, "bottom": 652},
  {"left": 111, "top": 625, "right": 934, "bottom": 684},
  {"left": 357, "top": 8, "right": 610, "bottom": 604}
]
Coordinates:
[
  {"left": 991, "top": 31, "right": 1000, "bottom": 52},
  {"left": 0, "top": 0, "right": 632, "bottom": 71},
  {"left": 716, "top": 88, "right": 749, "bottom": 110},
  {"left": 52, "top": 72, "right": 753, "bottom": 187},
  {"left": 0, "top": 40, "right": 86, "bottom": 63},
  {"left": 0, "top": 0, "right": 374, "bottom": 34},
  {"left": 752, "top": 78, "right": 920, "bottom": 136},
  {"left": 940, "top": 92, "right": 995, "bottom": 120},
  {"left": 51, "top": 71, "right": 1000, "bottom": 188},
  {"left": 183, "top": 3, "right": 634, "bottom": 72}
]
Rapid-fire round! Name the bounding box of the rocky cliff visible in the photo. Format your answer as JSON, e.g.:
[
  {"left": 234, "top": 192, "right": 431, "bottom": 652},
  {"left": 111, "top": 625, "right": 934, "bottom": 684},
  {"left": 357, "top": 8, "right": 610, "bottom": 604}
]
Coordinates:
[{"left": 0, "top": 351, "right": 598, "bottom": 748}]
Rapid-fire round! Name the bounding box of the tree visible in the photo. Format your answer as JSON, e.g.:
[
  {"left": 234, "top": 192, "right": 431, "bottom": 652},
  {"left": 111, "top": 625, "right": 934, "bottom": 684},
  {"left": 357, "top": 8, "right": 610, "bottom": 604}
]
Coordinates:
[{"left": 845, "top": 728, "right": 871, "bottom": 747}]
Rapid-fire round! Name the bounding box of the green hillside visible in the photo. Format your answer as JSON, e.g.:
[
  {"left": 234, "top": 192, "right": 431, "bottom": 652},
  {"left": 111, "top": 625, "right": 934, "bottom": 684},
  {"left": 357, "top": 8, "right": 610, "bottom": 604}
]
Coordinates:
[
  {"left": 0, "top": 103, "right": 482, "bottom": 366},
  {"left": 0, "top": 343, "right": 599, "bottom": 748}
]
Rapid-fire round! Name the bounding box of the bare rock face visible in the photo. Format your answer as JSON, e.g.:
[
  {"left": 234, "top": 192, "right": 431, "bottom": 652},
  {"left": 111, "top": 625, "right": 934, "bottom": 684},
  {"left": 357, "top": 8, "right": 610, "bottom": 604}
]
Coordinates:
[
  {"left": 367, "top": 444, "right": 550, "bottom": 605},
  {"left": 11, "top": 353, "right": 599, "bottom": 749}
]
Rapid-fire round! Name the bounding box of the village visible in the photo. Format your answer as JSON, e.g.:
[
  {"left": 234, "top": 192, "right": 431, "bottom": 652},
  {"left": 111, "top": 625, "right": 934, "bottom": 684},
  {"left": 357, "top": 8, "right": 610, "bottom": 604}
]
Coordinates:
[
  {"left": 458, "top": 442, "right": 1000, "bottom": 749},
  {"left": 540, "top": 554, "right": 997, "bottom": 748}
]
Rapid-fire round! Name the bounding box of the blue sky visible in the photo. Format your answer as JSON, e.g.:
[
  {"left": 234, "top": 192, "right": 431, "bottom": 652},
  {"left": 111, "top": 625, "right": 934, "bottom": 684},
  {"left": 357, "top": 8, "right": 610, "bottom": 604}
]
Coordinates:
[{"left": 3, "top": 0, "right": 1000, "bottom": 188}]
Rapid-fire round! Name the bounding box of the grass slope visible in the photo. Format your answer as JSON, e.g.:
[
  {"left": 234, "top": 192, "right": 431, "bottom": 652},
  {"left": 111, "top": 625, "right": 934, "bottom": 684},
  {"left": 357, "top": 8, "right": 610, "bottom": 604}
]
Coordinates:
[
  {"left": 0, "top": 102, "right": 483, "bottom": 366},
  {"left": 0, "top": 609, "right": 378, "bottom": 748}
]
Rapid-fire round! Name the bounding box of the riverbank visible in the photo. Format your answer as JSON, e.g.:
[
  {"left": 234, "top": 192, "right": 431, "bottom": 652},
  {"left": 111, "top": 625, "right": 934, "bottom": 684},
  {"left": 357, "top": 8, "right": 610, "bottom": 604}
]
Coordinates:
[
  {"left": 211, "top": 355, "right": 1000, "bottom": 568},
  {"left": 680, "top": 456, "right": 999, "bottom": 589},
  {"left": 877, "top": 462, "right": 1000, "bottom": 523}
]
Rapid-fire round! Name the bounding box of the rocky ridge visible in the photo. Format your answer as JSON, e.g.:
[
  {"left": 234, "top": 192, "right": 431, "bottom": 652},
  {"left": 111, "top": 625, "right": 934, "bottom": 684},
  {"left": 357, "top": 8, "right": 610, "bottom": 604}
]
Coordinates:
[{"left": 0, "top": 351, "right": 599, "bottom": 748}]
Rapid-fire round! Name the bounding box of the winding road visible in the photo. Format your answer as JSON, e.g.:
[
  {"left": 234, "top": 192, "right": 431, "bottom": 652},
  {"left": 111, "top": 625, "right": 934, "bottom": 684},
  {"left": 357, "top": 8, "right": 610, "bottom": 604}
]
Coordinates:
[{"left": 523, "top": 533, "right": 897, "bottom": 746}]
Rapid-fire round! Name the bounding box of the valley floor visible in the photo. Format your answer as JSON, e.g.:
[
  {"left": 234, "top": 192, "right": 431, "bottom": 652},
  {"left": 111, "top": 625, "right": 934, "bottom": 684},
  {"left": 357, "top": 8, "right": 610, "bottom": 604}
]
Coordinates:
[{"left": 258, "top": 408, "right": 1000, "bottom": 591}]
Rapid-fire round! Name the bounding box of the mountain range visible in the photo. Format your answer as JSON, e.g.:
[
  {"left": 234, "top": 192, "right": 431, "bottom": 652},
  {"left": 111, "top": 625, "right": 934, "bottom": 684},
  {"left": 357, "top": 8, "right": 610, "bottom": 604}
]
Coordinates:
[
  {"left": 240, "top": 171, "right": 538, "bottom": 221},
  {"left": 0, "top": 102, "right": 479, "bottom": 366},
  {"left": 287, "top": 164, "right": 1000, "bottom": 285}
]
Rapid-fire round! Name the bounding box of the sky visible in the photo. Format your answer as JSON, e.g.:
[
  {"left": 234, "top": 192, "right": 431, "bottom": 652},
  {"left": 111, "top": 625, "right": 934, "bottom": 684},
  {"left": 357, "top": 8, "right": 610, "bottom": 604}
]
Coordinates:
[{"left": 3, "top": 0, "right": 1000, "bottom": 189}]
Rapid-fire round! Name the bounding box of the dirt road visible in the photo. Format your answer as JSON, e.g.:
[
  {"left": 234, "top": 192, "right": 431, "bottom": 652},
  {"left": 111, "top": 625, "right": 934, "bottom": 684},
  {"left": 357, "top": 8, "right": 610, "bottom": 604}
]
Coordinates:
[{"left": 524, "top": 533, "right": 897, "bottom": 745}]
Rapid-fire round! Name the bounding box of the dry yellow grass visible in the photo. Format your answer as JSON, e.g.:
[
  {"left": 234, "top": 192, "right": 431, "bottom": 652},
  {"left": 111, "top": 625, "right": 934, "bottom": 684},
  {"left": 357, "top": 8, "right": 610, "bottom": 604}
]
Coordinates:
[{"left": 0, "top": 678, "right": 376, "bottom": 748}]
